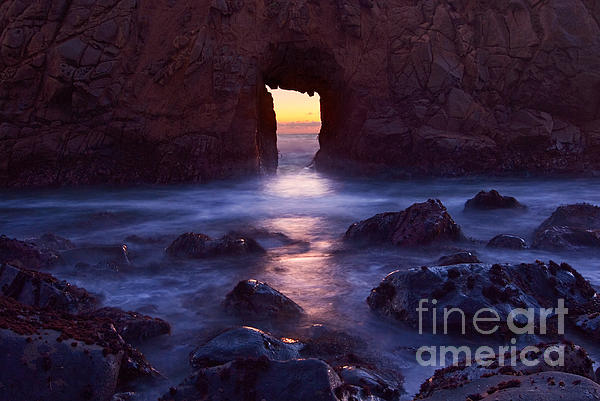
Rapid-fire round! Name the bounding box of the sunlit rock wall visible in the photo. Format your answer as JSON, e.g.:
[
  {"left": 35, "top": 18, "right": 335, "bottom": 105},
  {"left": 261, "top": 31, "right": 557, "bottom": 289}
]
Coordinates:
[{"left": 1, "top": 0, "right": 599, "bottom": 186}]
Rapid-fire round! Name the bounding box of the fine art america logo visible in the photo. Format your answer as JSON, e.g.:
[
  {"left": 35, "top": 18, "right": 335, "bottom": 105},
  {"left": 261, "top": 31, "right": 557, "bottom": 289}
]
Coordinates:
[{"left": 415, "top": 298, "right": 568, "bottom": 367}]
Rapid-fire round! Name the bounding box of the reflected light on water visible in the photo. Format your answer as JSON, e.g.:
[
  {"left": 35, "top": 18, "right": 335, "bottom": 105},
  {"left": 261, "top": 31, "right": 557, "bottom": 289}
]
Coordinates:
[{"left": 264, "top": 171, "right": 332, "bottom": 198}]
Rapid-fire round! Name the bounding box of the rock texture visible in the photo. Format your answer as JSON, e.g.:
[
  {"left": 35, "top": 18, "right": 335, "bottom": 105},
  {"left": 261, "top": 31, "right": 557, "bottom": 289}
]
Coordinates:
[
  {"left": 465, "top": 190, "right": 525, "bottom": 210},
  {"left": 533, "top": 203, "right": 600, "bottom": 249},
  {"left": 367, "top": 261, "right": 599, "bottom": 335},
  {"left": 166, "top": 232, "right": 265, "bottom": 259},
  {"left": 486, "top": 234, "right": 527, "bottom": 249},
  {"left": 345, "top": 199, "right": 463, "bottom": 247},
  {"left": 2, "top": 0, "right": 600, "bottom": 186}
]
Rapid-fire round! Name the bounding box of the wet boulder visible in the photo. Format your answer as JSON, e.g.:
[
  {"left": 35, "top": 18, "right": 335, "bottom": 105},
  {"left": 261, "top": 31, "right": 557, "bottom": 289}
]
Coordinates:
[
  {"left": 486, "top": 234, "right": 527, "bottom": 249},
  {"left": 0, "top": 296, "right": 158, "bottom": 401},
  {"left": 575, "top": 312, "right": 600, "bottom": 340},
  {"left": 436, "top": 251, "right": 480, "bottom": 266},
  {"left": 161, "top": 357, "right": 344, "bottom": 401},
  {"left": 338, "top": 366, "right": 401, "bottom": 401},
  {"left": 28, "top": 233, "right": 76, "bottom": 251},
  {"left": 416, "top": 343, "right": 597, "bottom": 401},
  {"left": 166, "top": 232, "right": 265, "bottom": 259},
  {"left": 367, "top": 261, "right": 598, "bottom": 336},
  {"left": 89, "top": 307, "right": 171, "bottom": 343},
  {"left": 533, "top": 204, "right": 600, "bottom": 250},
  {"left": 0, "top": 235, "right": 60, "bottom": 269},
  {"left": 62, "top": 244, "right": 131, "bottom": 271},
  {"left": 190, "top": 326, "right": 301, "bottom": 369},
  {"left": 0, "top": 263, "right": 98, "bottom": 314},
  {"left": 223, "top": 279, "right": 304, "bottom": 320},
  {"left": 345, "top": 199, "right": 463, "bottom": 247},
  {"left": 464, "top": 190, "right": 526, "bottom": 211}
]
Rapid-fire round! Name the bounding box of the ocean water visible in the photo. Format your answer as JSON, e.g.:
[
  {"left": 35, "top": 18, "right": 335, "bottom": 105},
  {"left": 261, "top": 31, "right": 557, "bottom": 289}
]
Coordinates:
[{"left": 1, "top": 133, "right": 600, "bottom": 399}]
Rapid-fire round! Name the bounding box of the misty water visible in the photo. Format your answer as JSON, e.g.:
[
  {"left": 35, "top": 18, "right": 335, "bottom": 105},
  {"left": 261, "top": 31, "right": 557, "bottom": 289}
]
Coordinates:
[{"left": 2, "top": 133, "right": 600, "bottom": 399}]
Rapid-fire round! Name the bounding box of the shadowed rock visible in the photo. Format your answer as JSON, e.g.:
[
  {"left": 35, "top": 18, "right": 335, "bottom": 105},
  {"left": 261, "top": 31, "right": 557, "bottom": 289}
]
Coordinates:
[
  {"left": 28, "top": 233, "right": 76, "bottom": 251},
  {"left": 166, "top": 232, "right": 265, "bottom": 259},
  {"left": 436, "top": 251, "right": 480, "bottom": 266},
  {"left": 0, "top": 296, "right": 158, "bottom": 401},
  {"left": 89, "top": 307, "right": 171, "bottom": 344},
  {"left": 416, "top": 343, "right": 597, "bottom": 401},
  {"left": 223, "top": 279, "right": 304, "bottom": 320},
  {"left": 62, "top": 245, "right": 131, "bottom": 272},
  {"left": 533, "top": 204, "right": 600, "bottom": 250},
  {"left": 190, "top": 327, "right": 301, "bottom": 369},
  {"left": 368, "top": 261, "right": 598, "bottom": 336},
  {"left": 465, "top": 190, "right": 526, "bottom": 211},
  {"left": 486, "top": 234, "right": 527, "bottom": 249},
  {"left": 0, "top": 235, "right": 60, "bottom": 269},
  {"left": 345, "top": 200, "right": 463, "bottom": 247},
  {"left": 0, "top": 263, "right": 97, "bottom": 314}
]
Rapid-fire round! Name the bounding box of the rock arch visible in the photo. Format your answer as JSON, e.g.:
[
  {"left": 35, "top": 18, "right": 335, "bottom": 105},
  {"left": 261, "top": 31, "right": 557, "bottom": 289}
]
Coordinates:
[{"left": 1, "top": 0, "right": 600, "bottom": 186}]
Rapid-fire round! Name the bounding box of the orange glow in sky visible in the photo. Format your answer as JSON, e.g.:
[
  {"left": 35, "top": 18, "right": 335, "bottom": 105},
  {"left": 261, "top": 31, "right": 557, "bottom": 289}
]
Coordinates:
[{"left": 267, "top": 86, "right": 321, "bottom": 134}]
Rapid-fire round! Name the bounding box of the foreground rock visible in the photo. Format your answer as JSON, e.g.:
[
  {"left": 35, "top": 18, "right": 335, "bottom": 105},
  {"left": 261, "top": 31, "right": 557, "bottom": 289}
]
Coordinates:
[
  {"left": 486, "top": 234, "right": 527, "bottom": 249},
  {"left": 436, "top": 251, "right": 480, "bottom": 266},
  {"left": 223, "top": 279, "right": 304, "bottom": 320},
  {"left": 368, "top": 261, "right": 598, "bottom": 336},
  {"left": 0, "top": 296, "right": 158, "bottom": 401},
  {"left": 0, "top": 263, "right": 97, "bottom": 314},
  {"left": 533, "top": 204, "right": 600, "bottom": 250},
  {"left": 166, "top": 232, "right": 265, "bottom": 259},
  {"left": 415, "top": 343, "right": 598, "bottom": 401},
  {"left": 345, "top": 200, "right": 463, "bottom": 247},
  {"left": 168, "top": 326, "right": 402, "bottom": 401},
  {"left": 0, "top": 235, "right": 60, "bottom": 269},
  {"left": 89, "top": 307, "right": 171, "bottom": 344},
  {"left": 464, "top": 190, "right": 526, "bottom": 211}
]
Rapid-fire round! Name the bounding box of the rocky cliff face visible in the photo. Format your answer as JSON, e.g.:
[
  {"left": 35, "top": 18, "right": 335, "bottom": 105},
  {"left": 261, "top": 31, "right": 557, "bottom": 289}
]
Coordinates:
[{"left": 1, "top": 0, "right": 600, "bottom": 186}]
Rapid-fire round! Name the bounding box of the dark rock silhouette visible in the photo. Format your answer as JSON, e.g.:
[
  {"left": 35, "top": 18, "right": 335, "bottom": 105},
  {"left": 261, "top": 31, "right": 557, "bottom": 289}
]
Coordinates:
[
  {"left": 345, "top": 199, "right": 463, "bottom": 247},
  {"left": 0, "top": 235, "right": 60, "bottom": 269},
  {"left": 436, "top": 251, "right": 480, "bottom": 266},
  {"left": 223, "top": 279, "right": 304, "bottom": 320},
  {"left": 487, "top": 234, "right": 527, "bottom": 249},
  {"left": 166, "top": 232, "right": 265, "bottom": 259},
  {"left": 2, "top": 0, "right": 600, "bottom": 186},
  {"left": 533, "top": 204, "right": 600, "bottom": 250},
  {"left": 465, "top": 190, "right": 526, "bottom": 211}
]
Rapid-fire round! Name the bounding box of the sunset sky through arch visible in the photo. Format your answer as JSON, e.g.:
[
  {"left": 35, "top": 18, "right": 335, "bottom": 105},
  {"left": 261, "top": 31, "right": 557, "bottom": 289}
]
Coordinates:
[{"left": 267, "top": 86, "right": 321, "bottom": 134}]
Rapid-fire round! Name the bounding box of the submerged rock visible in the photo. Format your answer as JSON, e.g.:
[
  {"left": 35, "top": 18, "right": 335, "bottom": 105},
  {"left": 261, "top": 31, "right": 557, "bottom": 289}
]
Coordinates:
[
  {"left": 0, "top": 263, "right": 97, "bottom": 314},
  {"left": 190, "top": 327, "right": 301, "bottom": 369},
  {"left": 486, "top": 234, "right": 527, "bottom": 249},
  {"left": 0, "top": 235, "right": 60, "bottom": 269},
  {"left": 62, "top": 245, "right": 131, "bottom": 271},
  {"left": 575, "top": 312, "right": 600, "bottom": 340},
  {"left": 28, "top": 233, "right": 76, "bottom": 251},
  {"left": 416, "top": 343, "right": 597, "bottom": 401},
  {"left": 166, "top": 232, "right": 265, "bottom": 259},
  {"left": 0, "top": 296, "right": 158, "bottom": 401},
  {"left": 89, "top": 307, "right": 171, "bottom": 344},
  {"left": 367, "top": 261, "right": 598, "bottom": 336},
  {"left": 223, "top": 279, "right": 304, "bottom": 320},
  {"left": 436, "top": 251, "right": 480, "bottom": 266},
  {"left": 533, "top": 204, "right": 600, "bottom": 250},
  {"left": 464, "top": 190, "right": 526, "bottom": 210},
  {"left": 345, "top": 200, "right": 463, "bottom": 247}
]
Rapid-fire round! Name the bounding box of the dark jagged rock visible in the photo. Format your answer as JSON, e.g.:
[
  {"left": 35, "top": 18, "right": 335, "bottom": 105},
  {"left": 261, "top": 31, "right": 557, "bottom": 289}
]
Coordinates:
[
  {"left": 367, "top": 261, "right": 598, "bottom": 335},
  {"left": 166, "top": 232, "right": 265, "bottom": 259},
  {"left": 436, "top": 251, "right": 480, "bottom": 266},
  {"left": 575, "top": 312, "right": 600, "bottom": 340},
  {"left": 533, "top": 204, "right": 600, "bottom": 250},
  {"left": 0, "top": 263, "right": 97, "bottom": 314},
  {"left": 62, "top": 245, "right": 131, "bottom": 271},
  {"left": 223, "top": 279, "right": 304, "bottom": 320},
  {"left": 416, "top": 343, "right": 597, "bottom": 401},
  {"left": 465, "top": 190, "right": 526, "bottom": 211},
  {"left": 160, "top": 357, "right": 343, "bottom": 401},
  {"left": 3, "top": 0, "right": 600, "bottom": 187},
  {"left": 299, "top": 324, "right": 370, "bottom": 370},
  {"left": 89, "top": 307, "right": 171, "bottom": 344},
  {"left": 486, "top": 234, "right": 527, "bottom": 249},
  {"left": 0, "top": 296, "right": 158, "bottom": 401},
  {"left": 345, "top": 200, "right": 463, "bottom": 247},
  {"left": 0, "top": 235, "right": 60, "bottom": 269},
  {"left": 28, "top": 233, "right": 76, "bottom": 251},
  {"left": 190, "top": 326, "right": 301, "bottom": 369},
  {"left": 339, "top": 366, "right": 402, "bottom": 401}
]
